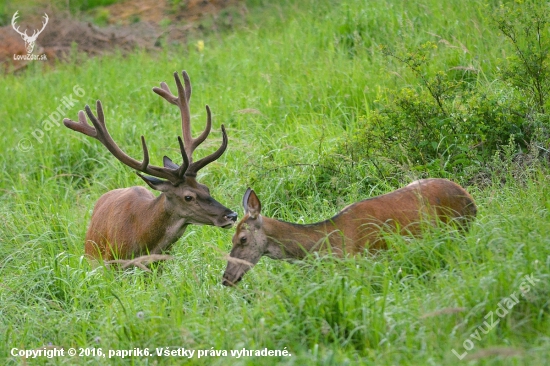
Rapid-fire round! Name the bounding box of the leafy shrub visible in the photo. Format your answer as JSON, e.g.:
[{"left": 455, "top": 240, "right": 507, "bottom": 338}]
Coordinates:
[
  {"left": 496, "top": 1, "right": 550, "bottom": 114},
  {"left": 315, "top": 2, "right": 550, "bottom": 197}
]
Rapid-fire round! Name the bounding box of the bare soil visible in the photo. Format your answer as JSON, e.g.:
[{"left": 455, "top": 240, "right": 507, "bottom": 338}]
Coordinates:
[{"left": 0, "top": 0, "right": 244, "bottom": 73}]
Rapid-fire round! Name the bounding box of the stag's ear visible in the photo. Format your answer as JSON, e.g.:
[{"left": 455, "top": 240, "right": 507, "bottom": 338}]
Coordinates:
[
  {"left": 163, "top": 156, "right": 180, "bottom": 169},
  {"left": 137, "top": 172, "right": 174, "bottom": 192},
  {"left": 244, "top": 188, "right": 261, "bottom": 219}
]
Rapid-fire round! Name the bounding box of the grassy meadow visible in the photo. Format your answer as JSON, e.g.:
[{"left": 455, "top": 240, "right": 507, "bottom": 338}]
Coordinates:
[{"left": 1, "top": 0, "right": 549, "bottom": 364}]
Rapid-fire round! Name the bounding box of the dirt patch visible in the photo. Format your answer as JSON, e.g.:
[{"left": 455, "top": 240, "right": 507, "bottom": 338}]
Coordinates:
[
  {"left": 105, "top": 0, "right": 237, "bottom": 25},
  {"left": 0, "top": 0, "right": 244, "bottom": 73}
]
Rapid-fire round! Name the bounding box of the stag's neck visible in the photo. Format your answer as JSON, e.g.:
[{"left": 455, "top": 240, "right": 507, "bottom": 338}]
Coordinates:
[
  {"left": 139, "top": 193, "right": 189, "bottom": 254},
  {"left": 262, "top": 216, "right": 341, "bottom": 260}
]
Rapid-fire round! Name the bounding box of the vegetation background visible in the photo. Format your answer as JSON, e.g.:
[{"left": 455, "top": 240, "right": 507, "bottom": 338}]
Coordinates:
[{"left": 1, "top": 0, "right": 549, "bottom": 364}]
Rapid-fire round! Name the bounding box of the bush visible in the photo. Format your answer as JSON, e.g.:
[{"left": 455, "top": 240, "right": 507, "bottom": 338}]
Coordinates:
[{"left": 315, "top": 2, "right": 550, "bottom": 197}]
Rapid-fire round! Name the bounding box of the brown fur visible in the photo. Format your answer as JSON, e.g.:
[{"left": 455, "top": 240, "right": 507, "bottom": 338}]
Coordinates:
[
  {"left": 223, "top": 178, "right": 476, "bottom": 285},
  {"left": 85, "top": 187, "right": 165, "bottom": 259},
  {"left": 64, "top": 70, "right": 238, "bottom": 261},
  {"left": 85, "top": 177, "right": 236, "bottom": 261}
]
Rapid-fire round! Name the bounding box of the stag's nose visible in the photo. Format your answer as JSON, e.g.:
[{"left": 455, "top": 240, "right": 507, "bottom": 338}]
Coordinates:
[{"left": 225, "top": 212, "right": 238, "bottom": 222}]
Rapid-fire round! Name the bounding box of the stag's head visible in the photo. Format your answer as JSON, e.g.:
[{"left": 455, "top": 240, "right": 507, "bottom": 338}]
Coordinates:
[
  {"left": 138, "top": 168, "right": 237, "bottom": 229},
  {"left": 63, "top": 70, "right": 238, "bottom": 229},
  {"left": 11, "top": 11, "right": 48, "bottom": 54},
  {"left": 222, "top": 188, "right": 269, "bottom": 286}
]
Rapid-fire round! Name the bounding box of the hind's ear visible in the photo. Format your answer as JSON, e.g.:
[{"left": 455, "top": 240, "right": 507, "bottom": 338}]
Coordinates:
[
  {"left": 242, "top": 188, "right": 252, "bottom": 211},
  {"left": 243, "top": 188, "right": 261, "bottom": 219}
]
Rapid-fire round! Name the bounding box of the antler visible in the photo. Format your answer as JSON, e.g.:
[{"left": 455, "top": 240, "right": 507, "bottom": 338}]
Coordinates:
[
  {"left": 153, "top": 71, "right": 228, "bottom": 177},
  {"left": 63, "top": 100, "right": 189, "bottom": 185}
]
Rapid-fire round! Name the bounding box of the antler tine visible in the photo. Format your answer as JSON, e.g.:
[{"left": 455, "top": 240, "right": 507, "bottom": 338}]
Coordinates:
[
  {"left": 153, "top": 71, "right": 211, "bottom": 163},
  {"left": 64, "top": 100, "right": 185, "bottom": 184},
  {"left": 187, "top": 124, "right": 228, "bottom": 176},
  {"left": 139, "top": 136, "right": 150, "bottom": 171},
  {"left": 172, "top": 71, "right": 195, "bottom": 159},
  {"left": 192, "top": 104, "right": 212, "bottom": 149},
  {"left": 152, "top": 72, "right": 192, "bottom": 160},
  {"left": 154, "top": 82, "right": 177, "bottom": 105},
  {"left": 176, "top": 136, "right": 190, "bottom": 178},
  {"left": 182, "top": 70, "right": 192, "bottom": 102},
  {"left": 63, "top": 110, "right": 96, "bottom": 136},
  {"left": 151, "top": 70, "right": 227, "bottom": 177}
]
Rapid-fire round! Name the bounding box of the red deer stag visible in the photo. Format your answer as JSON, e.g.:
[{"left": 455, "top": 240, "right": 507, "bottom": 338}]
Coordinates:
[
  {"left": 223, "top": 179, "right": 476, "bottom": 285},
  {"left": 64, "top": 70, "right": 237, "bottom": 267}
]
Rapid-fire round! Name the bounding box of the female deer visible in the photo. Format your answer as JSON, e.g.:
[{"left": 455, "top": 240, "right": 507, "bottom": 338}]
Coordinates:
[{"left": 223, "top": 179, "right": 476, "bottom": 286}]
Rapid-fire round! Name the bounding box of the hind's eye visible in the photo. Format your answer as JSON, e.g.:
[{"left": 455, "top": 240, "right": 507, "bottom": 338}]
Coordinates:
[{"left": 184, "top": 196, "right": 193, "bottom": 202}]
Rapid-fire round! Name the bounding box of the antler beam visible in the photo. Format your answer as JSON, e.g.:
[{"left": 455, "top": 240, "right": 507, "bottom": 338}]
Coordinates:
[
  {"left": 64, "top": 70, "right": 228, "bottom": 184},
  {"left": 63, "top": 101, "right": 189, "bottom": 185},
  {"left": 153, "top": 71, "right": 228, "bottom": 177}
]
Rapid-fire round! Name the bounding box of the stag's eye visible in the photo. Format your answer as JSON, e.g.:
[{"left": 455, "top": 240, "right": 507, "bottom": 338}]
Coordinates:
[
  {"left": 240, "top": 236, "right": 247, "bottom": 245},
  {"left": 184, "top": 196, "right": 193, "bottom": 202}
]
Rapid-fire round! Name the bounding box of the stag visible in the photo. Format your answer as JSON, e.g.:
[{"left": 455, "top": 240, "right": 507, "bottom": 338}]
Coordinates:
[
  {"left": 223, "top": 179, "right": 476, "bottom": 285},
  {"left": 11, "top": 11, "right": 48, "bottom": 54},
  {"left": 64, "top": 70, "right": 237, "bottom": 266}
]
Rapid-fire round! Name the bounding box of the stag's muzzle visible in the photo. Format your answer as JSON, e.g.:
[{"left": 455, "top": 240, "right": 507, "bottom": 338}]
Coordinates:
[{"left": 226, "top": 212, "right": 238, "bottom": 221}]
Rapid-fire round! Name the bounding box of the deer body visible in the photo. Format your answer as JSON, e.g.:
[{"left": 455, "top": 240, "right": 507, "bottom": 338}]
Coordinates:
[
  {"left": 86, "top": 187, "right": 170, "bottom": 259},
  {"left": 86, "top": 180, "right": 235, "bottom": 260},
  {"left": 223, "top": 178, "right": 476, "bottom": 285},
  {"left": 65, "top": 70, "right": 237, "bottom": 263},
  {"left": 85, "top": 187, "right": 185, "bottom": 260}
]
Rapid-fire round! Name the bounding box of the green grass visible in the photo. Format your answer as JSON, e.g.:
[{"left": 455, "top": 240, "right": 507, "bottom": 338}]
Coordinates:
[{"left": 1, "top": 0, "right": 549, "bottom": 364}]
